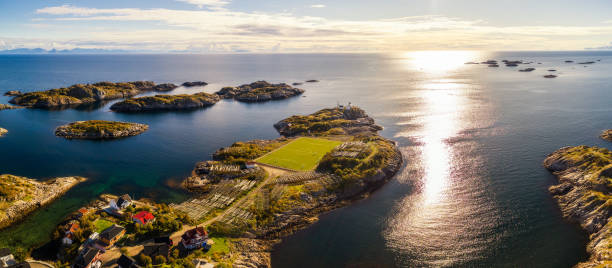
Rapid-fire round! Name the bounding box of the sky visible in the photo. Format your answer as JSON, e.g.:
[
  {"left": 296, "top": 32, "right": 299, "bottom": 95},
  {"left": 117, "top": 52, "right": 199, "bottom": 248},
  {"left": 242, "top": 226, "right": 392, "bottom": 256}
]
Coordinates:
[{"left": 1, "top": 0, "right": 612, "bottom": 53}]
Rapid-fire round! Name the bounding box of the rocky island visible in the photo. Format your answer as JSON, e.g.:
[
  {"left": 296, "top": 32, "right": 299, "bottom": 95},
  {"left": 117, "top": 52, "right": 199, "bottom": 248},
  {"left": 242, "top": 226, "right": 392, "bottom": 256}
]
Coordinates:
[
  {"left": 215, "top": 81, "right": 304, "bottom": 102},
  {"left": 169, "top": 105, "right": 402, "bottom": 267},
  {"left": 182, "top": 81, "right": 208, "bottom": 87},
  {"left": 55, "top": 120, "right": 148, "bottom": 139},
  {"left": 8, "top": 81, "right": 177, "bottom": 108},
  {"left": 544, "top": 146, "right": 612, "bottom": 267},
  {"left": 110, "top": 92, "right": 220, "bottom": 112},
  {"left": 600, "top": 129, "right": 612, "bottom": 142},
  {"left": 0, "top": 127, "right": 7, "bottom": 137},
  {"left": 0, "top": 175, "right": 85, "bottom": 229}
]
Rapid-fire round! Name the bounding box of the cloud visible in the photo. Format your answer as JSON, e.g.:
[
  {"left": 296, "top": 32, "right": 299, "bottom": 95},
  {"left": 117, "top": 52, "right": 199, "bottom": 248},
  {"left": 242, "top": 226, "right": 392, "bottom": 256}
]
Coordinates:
[
  {"left": 586, "top": 42, "right": 612, "bottom": 50},
  {"left": 310, "top": 4, "right": 326, "bottom": 8},
  {"left": 175, "top": 0, "right": 230, "bottom": 9},
  {"left": 19, "top": 5, "right": 612, "bottom": 52}
]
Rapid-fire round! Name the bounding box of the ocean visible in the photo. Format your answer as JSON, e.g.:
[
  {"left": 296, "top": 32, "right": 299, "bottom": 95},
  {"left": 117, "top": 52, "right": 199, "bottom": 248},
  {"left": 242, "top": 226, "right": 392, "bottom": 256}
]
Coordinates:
[{"left": 1, "top": 51, "right": 610, "bottom": 267}]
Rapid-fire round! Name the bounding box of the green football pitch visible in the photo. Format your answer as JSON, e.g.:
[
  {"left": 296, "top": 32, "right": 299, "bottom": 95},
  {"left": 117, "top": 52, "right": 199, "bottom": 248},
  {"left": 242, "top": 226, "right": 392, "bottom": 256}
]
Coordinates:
[{"left": 256, "top": 137, "right": 342, "bottom": 171}]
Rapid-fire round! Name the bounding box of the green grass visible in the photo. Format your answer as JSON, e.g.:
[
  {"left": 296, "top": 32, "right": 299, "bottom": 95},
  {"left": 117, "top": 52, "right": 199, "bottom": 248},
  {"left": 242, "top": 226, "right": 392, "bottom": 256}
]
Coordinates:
[
  {"left": 93, "top": 218, "right": 114, "bottom": 233},
  {"left": 256, "top": 137, "right": 342, "bottom": 171},
  {"left": 206, "top": 237, "right": 230, "bottom": 255}
]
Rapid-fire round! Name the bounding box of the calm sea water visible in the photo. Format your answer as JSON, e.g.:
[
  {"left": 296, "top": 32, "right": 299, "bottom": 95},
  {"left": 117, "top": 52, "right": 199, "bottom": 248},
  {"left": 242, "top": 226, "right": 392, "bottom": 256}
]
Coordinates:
[{"left": 1, "top": 52, "right": 610, "bottom": 267}]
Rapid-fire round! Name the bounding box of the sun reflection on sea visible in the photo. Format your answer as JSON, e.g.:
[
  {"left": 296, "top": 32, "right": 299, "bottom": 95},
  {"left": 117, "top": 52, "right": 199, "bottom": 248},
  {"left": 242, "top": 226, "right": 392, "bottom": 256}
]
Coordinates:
[
  {"left": 400, "top": 50, "right": 479, "bottom": 74},
  {"left": 384, "top": 51, "right": 500, "bottom": 266}
]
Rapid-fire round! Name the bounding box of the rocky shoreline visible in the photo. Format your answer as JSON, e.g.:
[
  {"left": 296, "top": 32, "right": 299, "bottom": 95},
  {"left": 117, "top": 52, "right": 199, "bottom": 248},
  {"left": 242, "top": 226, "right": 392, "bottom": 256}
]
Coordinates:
[
  {"left": 543, "top": 146, "right": 612, "bottom": 267},
  {"left": 0, "top": 175, "right": 86, "bottom": 229},
  {"left": 54, "top": 120, "right": 149, "bottom": 139},
  {"left": 110, "top": 92, "right": 220, "bottom": 112},
  {"left": 234, "top": 144, "right": 403, "bottom": 267}
]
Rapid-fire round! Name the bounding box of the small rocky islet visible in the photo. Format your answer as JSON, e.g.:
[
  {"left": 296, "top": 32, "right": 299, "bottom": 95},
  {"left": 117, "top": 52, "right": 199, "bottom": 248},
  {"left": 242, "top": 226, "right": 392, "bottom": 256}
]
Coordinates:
[
  {"left": 54, "top": 120, "right": 148, "bottom": 139},
  {"left": 8, "top": 81, "right": 178, "bottom": 108},
  {"left": 215, "top": 80, "right": 304, "bottom": 102},
  {"left": 0, "top": 127, "right": 7, "bottom": 137},
  {"left": 466, "top": 58, "right": 601, "bottom": 79},
  {"left": 544, "top": 137, "right": 612, "bottom": 266},
  {"left": 600, "top": 129, "right": 612, "bottom": 142}
]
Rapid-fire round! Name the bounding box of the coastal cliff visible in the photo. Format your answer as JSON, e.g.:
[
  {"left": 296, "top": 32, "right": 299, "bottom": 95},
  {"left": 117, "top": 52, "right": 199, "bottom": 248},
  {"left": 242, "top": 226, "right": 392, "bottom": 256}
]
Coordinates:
[
  {"left": 543, "top": 146, "right": 612, "bottom": 267},
  {"left": 110, "top": 92, "right": 220, "bottom": 112},
  {"left": 9, "top": 81, "right": 177, "bottom": 108},
  {"left": 0, "top": 175, "right": 86, "bottom": 229},
  {"left": 215, "top": 81, "right": 304, "bottom": 102},
  {"left": 54, "top": 120, "right": 148, "bottom": 139}
]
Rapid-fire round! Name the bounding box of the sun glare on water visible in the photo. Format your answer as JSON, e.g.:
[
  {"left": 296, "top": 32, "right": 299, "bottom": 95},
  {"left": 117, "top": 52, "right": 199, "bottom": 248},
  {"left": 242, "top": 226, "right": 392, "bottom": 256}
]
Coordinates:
[
  {"left": 401, "top": 50, "right": 479, "bottom": 73},
  {"left": 385, "top": 50, "right": 499, "bottom": 266}
]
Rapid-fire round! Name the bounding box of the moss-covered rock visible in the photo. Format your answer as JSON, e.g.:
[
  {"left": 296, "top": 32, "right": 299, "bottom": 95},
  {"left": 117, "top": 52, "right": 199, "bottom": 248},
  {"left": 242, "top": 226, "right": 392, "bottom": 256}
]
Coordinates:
[
  {"left": 544, "top": 146, "right": 612, "bottom": 267},
  {"left": 55, "top": 120, "right": 148, "bottom": 139},
  {"left": 110, "top": 92, "right": 220, "bottom": 112},
  {"left": 215, "top": 81, "right": 304, "bottom": 102},
  {"left": 9, "top": 81, "right": 177, "bottom": 108}
]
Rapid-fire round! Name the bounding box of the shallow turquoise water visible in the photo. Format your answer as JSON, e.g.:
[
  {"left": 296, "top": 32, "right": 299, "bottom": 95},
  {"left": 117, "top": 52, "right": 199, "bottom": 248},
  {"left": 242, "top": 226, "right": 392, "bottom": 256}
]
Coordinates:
[{"left": 0, "top": 52, "right": 610, "bottom": 266}]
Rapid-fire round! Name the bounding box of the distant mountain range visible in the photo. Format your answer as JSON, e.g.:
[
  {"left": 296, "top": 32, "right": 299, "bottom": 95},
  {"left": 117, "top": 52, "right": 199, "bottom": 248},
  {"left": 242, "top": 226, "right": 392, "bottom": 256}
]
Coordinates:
[{"left": 0, "top": 48, "right": 131, "bottom": 54}]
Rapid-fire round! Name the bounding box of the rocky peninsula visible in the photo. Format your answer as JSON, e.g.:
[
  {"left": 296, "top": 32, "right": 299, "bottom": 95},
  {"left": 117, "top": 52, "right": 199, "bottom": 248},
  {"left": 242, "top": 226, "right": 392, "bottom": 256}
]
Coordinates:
[
  {"left": 215, "top": 81, "right": 304, "bottom": 102},
  {"left": 544, "top": 146, "right": 612, "bottom": 267},
  {"left": 8, "top": 81, "right": 177, "bottom": 108},
  {"left": 0, "top": 175, "right": 85, "bottom": 229},
  {"left": 0, "top": 104, "right": 22, "bottom": 110},
  {"left": 55, "top": 120, "right": 148, "bottom": 139},
  {"left": 110, "top": 92, "right": 220, "bottom": 112},
  {"left": 4, "top": 90, "right": 21, "bottom": 96},
  {"left": 171, "top": 106, "right": 402, "bottom": 267}
]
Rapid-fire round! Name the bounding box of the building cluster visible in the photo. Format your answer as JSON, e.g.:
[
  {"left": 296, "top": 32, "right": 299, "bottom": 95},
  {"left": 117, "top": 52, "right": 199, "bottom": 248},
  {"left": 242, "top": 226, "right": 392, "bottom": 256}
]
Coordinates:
[{"left": 52, "top": 194, "right": 215, "bottom": 267}]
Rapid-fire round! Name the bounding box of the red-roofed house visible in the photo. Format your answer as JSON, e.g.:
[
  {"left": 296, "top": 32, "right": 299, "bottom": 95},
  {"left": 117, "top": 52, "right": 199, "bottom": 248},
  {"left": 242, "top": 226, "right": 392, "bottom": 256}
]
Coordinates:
[
  {"left": 132, "top": 211, "right": 155, "bottom": 225},
  {"left": 181, "top": 227, "right": 208, "bottom": 250}
]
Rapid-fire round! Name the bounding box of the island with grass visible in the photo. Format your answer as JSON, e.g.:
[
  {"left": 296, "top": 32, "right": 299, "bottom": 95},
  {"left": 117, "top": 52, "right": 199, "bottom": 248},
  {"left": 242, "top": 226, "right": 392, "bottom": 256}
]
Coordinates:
[
  {"left": 215, "top": 81, "right": 304, "bottom": 102},
  {"left": 0, "top": 174, "right": 86, "bottom": 230},
  {"left": 544, "top": 145, "right": 612, "bottom": 267},
  {"left": 170, "top": 105, "right": 402, "bottom": 267},
  {"left": 55, "top": 120, "right": 149, "bottom": 139},
  {"left": 8, "top": 81, "right": 178, "bottom": 108},
  {"left": 110, "top": 92, "right": 220, "bottom": 112}
]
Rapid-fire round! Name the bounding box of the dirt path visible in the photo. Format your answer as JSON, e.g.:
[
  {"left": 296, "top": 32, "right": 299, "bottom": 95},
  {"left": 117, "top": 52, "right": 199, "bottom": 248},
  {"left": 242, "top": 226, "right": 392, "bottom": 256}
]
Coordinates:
[{"left": 101, "top": 165, "right": 289, "bottom": 266}]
